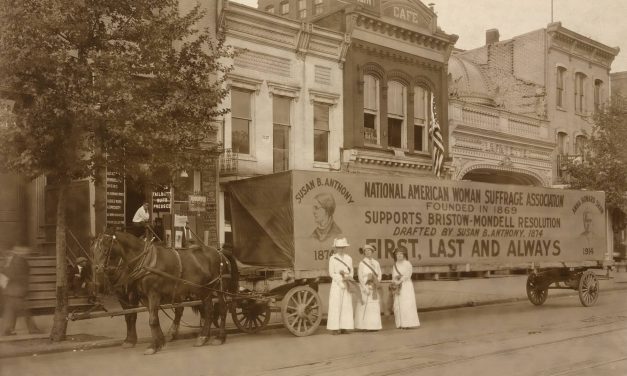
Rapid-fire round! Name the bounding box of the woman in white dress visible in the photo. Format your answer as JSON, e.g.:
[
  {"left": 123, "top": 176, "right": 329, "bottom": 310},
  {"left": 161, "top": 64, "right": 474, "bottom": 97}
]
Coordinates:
[
  {"left": 391, "top": 248, "right": 420, "bottom": 329},
  {"left": 354, "top": 244, "right": 382, "bottom": 331},
  {"left": 327, "top": 237, "right": 354, "bottom": 334}
]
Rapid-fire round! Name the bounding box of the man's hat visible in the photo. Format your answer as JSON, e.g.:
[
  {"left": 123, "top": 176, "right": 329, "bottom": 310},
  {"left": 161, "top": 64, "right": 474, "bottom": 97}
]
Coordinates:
[
  {"left": 76, "top": 256, "right": 88, "bottom": 264},
  {"left": 333, "top": 237, "right": 350, "bottom": 248}
]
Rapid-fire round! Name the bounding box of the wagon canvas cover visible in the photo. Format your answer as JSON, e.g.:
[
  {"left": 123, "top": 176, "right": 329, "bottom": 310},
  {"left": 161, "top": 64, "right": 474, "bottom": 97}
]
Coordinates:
[
  {"left": 228, "top": 171, "right": 609, "bottom": 273},
  {"left": 227, "top": 172, "right": 294, "bottom": 268}
]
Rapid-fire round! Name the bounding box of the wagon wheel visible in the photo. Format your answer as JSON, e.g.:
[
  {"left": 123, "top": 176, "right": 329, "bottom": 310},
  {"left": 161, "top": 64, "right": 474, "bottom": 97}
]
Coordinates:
[
  {"left": 230, "top": 298, "right": 271, "bottom": 333},
  {"left": 281, "top": 285, "right": 322, "bottom": 337},
  {"left": 578, "top": 270, "right": 599, "bottom": 307},
  {"left": 526, "top": 273, "right": 548, "bottom": 306}
]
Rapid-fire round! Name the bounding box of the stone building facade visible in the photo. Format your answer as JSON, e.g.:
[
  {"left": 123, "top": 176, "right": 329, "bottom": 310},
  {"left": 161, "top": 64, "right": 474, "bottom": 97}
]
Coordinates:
[
  {"left": 312, "top": 0, "right": 457, "bottom": 177},
  {"left": 217, "top": 1, "right": 347, "bottom": 245}
]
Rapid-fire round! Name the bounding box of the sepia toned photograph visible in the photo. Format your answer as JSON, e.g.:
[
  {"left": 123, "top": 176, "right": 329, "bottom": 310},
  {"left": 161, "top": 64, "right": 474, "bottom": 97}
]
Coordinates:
[{"left": 1, "top": 0, "right": 626, "bottom": 374}]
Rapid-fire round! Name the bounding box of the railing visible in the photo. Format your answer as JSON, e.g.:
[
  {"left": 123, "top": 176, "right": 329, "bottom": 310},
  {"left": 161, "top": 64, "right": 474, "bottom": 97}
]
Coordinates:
[
  {"left": 461, "top": 107, "right": 499, "bottom": 130},
  {"left": 454, "top": 104, "right": 548, "bottom": 139},
  {"left": 557, "top": 154, "right": 584, "bottom": 178},
  {"left": 363, "top": 127, "right": 378, "bottom": 145},
  {"left": 67, "top": 229, "right": 92, "bottom": 266},
  {"left": 219, "top": 148, "right": 238, "bottom": 176}
]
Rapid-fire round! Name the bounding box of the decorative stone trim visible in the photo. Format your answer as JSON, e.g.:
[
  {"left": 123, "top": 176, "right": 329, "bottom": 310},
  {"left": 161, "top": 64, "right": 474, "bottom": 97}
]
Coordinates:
[
  {"left": 267, "top": 82, "right": 301, "bottom": 101},
  {"left": 226, "top": 74, "right": 263, "bottom": 95},
  {"left": 353, "top": 42, "right": 442, "bottom": 71},
  {"left": 456, "top": 162, "right": 549, "bottom": 186},
  {"left": 308, "top": 89, "right": 340, "bottom": 106}
]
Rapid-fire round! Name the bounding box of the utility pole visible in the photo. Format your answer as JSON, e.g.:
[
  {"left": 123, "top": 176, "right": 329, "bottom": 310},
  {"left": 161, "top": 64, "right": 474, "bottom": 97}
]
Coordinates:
[{"left": 551, "top": 0, "right": 554, "bottom": 22}]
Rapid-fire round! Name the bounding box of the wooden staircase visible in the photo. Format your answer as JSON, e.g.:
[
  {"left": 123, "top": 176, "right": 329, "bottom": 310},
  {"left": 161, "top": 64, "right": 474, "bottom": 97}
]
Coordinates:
[{"left": 0, "top": 256, "right": 93, "bottom": 314}]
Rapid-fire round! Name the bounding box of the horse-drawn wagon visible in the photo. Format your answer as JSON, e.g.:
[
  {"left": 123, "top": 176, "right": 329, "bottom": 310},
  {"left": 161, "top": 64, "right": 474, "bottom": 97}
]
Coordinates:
[{"left": 224, "top": 169, "right": 614, "bottom": 336}]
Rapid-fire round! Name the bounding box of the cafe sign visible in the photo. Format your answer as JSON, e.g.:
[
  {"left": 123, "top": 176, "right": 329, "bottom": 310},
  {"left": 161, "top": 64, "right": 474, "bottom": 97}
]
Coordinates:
[{"left": 383, "top": 4, "right": 431, "bottom": 29}]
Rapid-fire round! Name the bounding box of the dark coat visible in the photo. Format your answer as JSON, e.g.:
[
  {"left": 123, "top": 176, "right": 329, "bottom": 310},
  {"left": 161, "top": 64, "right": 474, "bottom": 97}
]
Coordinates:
[{"left": 2, "top": 254, "right": 30, "bottom": 297}]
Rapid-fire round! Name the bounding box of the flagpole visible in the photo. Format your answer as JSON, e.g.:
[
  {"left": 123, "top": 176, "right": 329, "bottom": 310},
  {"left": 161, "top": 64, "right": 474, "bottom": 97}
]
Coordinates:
[{"left": 551, "top": 0, "right": 554, "bottom": 22}]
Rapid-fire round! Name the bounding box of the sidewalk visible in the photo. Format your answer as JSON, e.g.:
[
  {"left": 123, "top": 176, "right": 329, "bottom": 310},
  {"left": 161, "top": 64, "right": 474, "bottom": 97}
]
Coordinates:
[{"left": 2, "top": 270, "right": 626, "bottom": 359}]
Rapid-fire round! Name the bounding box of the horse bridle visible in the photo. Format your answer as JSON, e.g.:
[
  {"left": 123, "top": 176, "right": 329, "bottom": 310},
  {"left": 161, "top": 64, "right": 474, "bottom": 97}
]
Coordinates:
[{"left": 94, "top": 233, "right": 116, "bottom": 272}]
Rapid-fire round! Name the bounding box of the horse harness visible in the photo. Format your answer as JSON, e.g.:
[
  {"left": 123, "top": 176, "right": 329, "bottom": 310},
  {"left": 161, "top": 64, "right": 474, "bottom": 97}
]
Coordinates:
[{"left": 98, "top": 233, "right": 230, "bottom": 296}]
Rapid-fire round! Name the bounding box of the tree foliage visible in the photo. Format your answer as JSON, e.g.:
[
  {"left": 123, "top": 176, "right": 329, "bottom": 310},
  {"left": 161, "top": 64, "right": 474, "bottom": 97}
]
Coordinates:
[
  {"left": 566, "top": 94, "right": 627, "bottom": 217},
  {"left": 0, "top": 0, "right": 233, "bottom": 340},
  {"left": 0, "top": 0, "right": 233, "bottom": 184}
]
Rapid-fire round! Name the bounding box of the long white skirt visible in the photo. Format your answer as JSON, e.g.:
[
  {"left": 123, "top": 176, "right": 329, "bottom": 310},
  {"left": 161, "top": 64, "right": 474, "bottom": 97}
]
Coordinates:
[
  {"left": 326, "top": 283, "right": 354, "bottom": 330},
  {"left": 393, "top": 280, "right": 420, "bottom": 328},
  {"left": 354, "top": 289, "right": 382, "bottom": 330}
]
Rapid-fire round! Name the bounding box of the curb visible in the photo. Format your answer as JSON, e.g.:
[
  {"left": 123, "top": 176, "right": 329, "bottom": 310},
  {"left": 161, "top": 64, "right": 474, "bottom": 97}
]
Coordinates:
[{"left": 3, "top": 281, "right": 627, "bottom": 359}]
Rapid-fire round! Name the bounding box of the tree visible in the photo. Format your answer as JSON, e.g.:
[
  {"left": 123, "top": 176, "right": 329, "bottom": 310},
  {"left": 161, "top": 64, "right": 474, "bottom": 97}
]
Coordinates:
[
  {"left": 0, "top": 0, "right": 232, "bottom": 341},
  {"left": 566, "top": 94, "right": 627, "bottom": 231}
]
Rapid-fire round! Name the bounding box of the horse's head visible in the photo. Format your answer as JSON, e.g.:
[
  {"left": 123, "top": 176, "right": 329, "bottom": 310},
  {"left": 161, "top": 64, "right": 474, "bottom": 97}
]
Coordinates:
[{"left": 92, "top": 230, "right": 119, "bottom": 286}]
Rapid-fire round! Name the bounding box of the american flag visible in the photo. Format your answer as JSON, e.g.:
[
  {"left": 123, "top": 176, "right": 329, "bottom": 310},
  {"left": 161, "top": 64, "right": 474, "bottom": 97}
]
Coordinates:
[{"left": 429, "top": 93, "right": 444, "bottom": 177}]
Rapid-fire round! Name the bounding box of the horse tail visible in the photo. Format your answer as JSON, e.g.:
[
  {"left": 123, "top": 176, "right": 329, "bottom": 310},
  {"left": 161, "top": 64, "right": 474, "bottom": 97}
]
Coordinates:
[{"left": 192, "top": 304, "right": 204, "bottom": 317}]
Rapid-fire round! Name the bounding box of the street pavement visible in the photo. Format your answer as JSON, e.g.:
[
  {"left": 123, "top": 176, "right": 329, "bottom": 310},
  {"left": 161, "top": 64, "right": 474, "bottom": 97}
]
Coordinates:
[
  {"left": 1, "top": 269, "right": 626, "bottom": 361},
  {"left": 2, "top": 286, "right": 627, "bottom": 376}
]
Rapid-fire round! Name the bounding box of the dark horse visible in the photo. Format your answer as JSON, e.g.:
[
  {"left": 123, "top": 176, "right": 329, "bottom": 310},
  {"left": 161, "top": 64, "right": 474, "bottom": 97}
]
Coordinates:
[{"left": 93, "top": 230, "right": 237, "bottom": 355}]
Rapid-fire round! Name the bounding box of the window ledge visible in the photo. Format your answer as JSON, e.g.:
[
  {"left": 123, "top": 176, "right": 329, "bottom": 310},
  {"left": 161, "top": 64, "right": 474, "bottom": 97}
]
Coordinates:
[
  {"left": 236, "top": 153, "right": 257, "bottom": 162},
  {"left": 313, "top": 161, "right": 331, "bottom": 169},
  {"left": 556, "top": 106, "right": 567, "bottom": 112}
]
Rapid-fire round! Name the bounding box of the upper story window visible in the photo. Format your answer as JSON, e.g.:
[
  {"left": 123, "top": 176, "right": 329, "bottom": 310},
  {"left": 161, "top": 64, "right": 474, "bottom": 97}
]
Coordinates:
[
  {"left": 594, "top": 79, "right": 603, "bottom": 112},
  {"left": 314, "top": 0, "right": 324, "bottom": 15},
  {"left": 557, "top": 131, "right": 568, "bottom": 155},
  {"left": 280, "top": 1, "right": 290, "bottom": 15},
  {"left": 298, "top": 0, "right": 307, "bottom": 18},
  {"left": 575, "top": 72, "right": 586, "bottom": 114},
  {"left": 273, "top": 95, "right": 291, "bottom": 172},
  {"left": 387, "top": 81, "right": 407, "bottom": 149},
  {"left": 363, "top": 74, "right": 380, "bottom": 146},
  {"left": 413, "top": 86, "right": 429, "bottom": 152},
  {"left": 313, "top": 103, "right": 330, "bottom": 163},
  {"left": 556, "top": 66, "right": 566, "bottom": 108},
  {"left": 265, "top": 5, "right": 275, "bottom": 14},
  {"left": 575, "top": 135, "right": 587, "bottom": 155},
  {"left": 231, "top": 88, "right": 252, "bottom": 155}
]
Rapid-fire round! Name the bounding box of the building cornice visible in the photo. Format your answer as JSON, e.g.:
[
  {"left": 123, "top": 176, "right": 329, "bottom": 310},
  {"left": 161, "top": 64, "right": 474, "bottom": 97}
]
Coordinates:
[
  {"left": 352, "top": 41, "right": 442, "bottom": 71},
  {"left": 222, "top": 2, "right": 348, "bottom": 65},
  {"left": 452, "top": 123, "right": 555, "bottom": 151},
  {"left": 547, "top": 22, "right": 619, "bottom": 69}
]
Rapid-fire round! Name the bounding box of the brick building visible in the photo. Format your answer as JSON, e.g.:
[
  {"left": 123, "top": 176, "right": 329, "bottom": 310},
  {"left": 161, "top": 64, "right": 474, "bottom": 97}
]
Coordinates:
[
  {"left": 611, "top": 71, "right": 627, "bottom": 97},
  {"left": 449, "top": 23, "right": 619, "bottom": 185}
]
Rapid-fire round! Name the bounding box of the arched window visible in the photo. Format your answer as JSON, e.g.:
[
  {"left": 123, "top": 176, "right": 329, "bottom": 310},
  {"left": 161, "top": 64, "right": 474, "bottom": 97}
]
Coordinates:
[
  {"left": 363, "top": 74, "right": 380, "bottom": 145},
  {"left": 575, "top": 135, "right": 587, "bottom": 155},
  {"left": 594, "top": 79, "right": 603, "bottom": 112},
  {"left": 557, "top": 131, "right": 568, "bottom": 155},
  {"left": 387, "top": 81, "right": 406, "bottom": 149},
  {"left": 556, "top": 67, "right": 566, "bottom": 108},
  {"left": 575, "top": 72, "right": 587, "bottom": 113},
  {"left": 413, "top": 86, "right": 429, "bottom": 152}
]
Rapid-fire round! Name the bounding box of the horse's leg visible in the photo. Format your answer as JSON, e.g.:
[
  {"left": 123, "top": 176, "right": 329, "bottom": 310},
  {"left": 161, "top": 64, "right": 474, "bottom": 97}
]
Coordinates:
[
  {"left": 211, "top": 293, "right": 228, "bottom": 345},
  {"left": 144, "top": 290, "right": 166, "bottom": 355},
  {"left": 120, "top": 292, "right": 138, "bottom": 348},
  {"left": 165, "top": 307, "right": 183, "bottom": 342},
  {"left": 194, "top": 296, "right": 212, "bottom": 347}
]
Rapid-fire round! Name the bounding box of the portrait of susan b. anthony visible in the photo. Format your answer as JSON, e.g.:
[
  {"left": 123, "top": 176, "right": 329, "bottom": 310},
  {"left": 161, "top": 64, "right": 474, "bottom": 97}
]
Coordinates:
[{"left": 311, "top": 192, "right": 343, "bottom": 242}]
